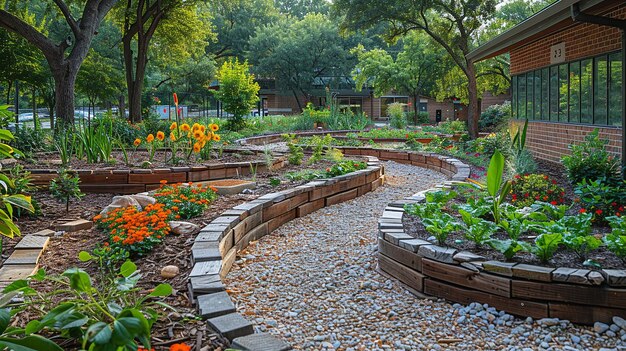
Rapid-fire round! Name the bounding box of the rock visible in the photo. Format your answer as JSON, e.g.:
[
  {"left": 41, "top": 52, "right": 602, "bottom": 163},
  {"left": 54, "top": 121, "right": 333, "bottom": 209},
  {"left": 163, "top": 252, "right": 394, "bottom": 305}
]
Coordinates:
[
  {"left": 99, "top": 204, "right": 124, "bottom": 217},
  {"left": 613, "top": 316, "right": 626, "bottom": 330},
  {"left": 587, "top": 271, "right": 605, "bottom": 285},
  {"left": 161, "top": 265, "right": 180, "bottom": 278},
  {"left": 110, "top": 195, "right": 142, "bottom": 210},
  {"left": 594, "top": 322, "right": 610, "bottom": 334},
  {"left": 537, "top": 318, "right": 559, "bottom": 326},
  {"left": 169, "top": 221, "right": 200, "bottom": 235},
  {"left": 129, "top": 194, "right": 156, "bottom": 207}
]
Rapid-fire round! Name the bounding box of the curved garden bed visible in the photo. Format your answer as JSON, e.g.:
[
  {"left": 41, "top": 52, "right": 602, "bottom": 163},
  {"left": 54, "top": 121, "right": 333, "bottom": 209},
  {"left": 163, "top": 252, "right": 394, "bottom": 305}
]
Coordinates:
[
  {"left": 377, "top": 183, "right": 626, "bottom": 326},
  {"left": 24, "top": 154, "right": 288, "bottom": 194}
]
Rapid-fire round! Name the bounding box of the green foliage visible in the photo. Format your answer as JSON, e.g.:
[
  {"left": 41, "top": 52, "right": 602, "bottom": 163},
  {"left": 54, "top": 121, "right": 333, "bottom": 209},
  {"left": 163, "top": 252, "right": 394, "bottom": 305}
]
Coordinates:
[
  {"left": 282, "top": 134, "right": 304, "bottom": 165},
  {"left": 510, "top": 174, "right": 565, "bottom": 208},
  {"left": 74, "top": 122, "right": 115, "bottom": 164},
  {"left": 575, "top": 179, "right": 626, "bottom": 222},
  {"left": 154, "top": 184, "right": 217, "bottom": 220},
  {"left": 308, "top": 134, "right": 334, "bottom": 164},
  {"left": 511, "top": 148, "right": 537, "bottom": 175},
  {"left": 269, "top": 178, "right": 281, "bottom": 187},
  {"left": 93, "top": 114, "right": 141, "bottom": 146},
  {"left": 425, "top": 190, "right": 457, "bottom": 205},
  {"left": 479, "top": 101, "right": 511, "bottom": 131},
  {"left": 324, "top": 148, "right": 344, "bottom": 163},
  {"left": 7, "top": 165, "right": 39, "bottom": 217},
  {"left": 0, "top": 105, "right": 14, "bottom": 129},
  {"left": 212, "top": 59, "right": 260, "bottom": 131},
  {"left": 556, "top": 213, "right": 600, "bottom": 260},
  {"left": 8, "top": 257, "right": 172, "bottom": 351},
  {"left": 435, "top": 120, "right": 467, "bottom": 134},
  {"left": 388, "top": 103, "right": 406, "bottom": 129},
  {"left": 422, "top": 213, "right": 460, "bottom": 246},
  {"left": 489, "top": 239, "right": 530, "bottom": 260},
  {"left": 530, "top": 232, "right": 563, "bottom": 263},
  {"left": 12, "top": 126, "right": 51, "bottom": 155},
  {"left": 324, "top": 160, "right": 367, "bottom": 177},
  {"left": 405, "top": 202, "right": 444, "bottom": 220},
  {"left": 605, "top": 216, "right": 626, "bottom": 263},
  {"left": 459, "top": 209, "right": 497, "bottom": 246},
  {"left": 49, "top": 170, "right": 84, "bottom": 212},
  {"left": 561, "top": 129, "right": 621, "bottom": 185},
  {"left": 484, "top": 149, "right": 512, "bottom": 224}
]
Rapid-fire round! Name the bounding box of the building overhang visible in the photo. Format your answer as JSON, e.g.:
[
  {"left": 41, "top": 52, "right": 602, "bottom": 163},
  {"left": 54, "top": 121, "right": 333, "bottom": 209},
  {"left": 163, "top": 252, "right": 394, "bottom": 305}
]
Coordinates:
[{"left": 467, "top": 0, "right": 614, "bottom": 63}]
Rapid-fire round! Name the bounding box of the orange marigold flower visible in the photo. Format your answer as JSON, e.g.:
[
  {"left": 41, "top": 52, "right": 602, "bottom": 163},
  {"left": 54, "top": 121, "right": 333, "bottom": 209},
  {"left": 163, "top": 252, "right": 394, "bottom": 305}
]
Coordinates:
[
  {"left": 160, "top": 180, "right": 168, "bottom": 184},
  {"left": 181, "top": 123, "right": 191, "bottom": 132},
  {"left": 112, "top": 236, "right": 121, "bottom": 242},
  {"left": 209, "top": 123, "right": 219, "bottom": 132},
  {"left": 192, "top": 123, "right": 201, "bottom": 131},
  {"left": 199, "top": 125, "right": 206, "bottom": 133},
  {"left": 170, "top": 132, "right": 177, "bottom": 141},
  {"left": 193, "top": 130, "right": 203, "bottom": 140},
  {"left": 212, "top": 134, "right": 221, "bottom": 142},
  {"left": 170, "top": 122, "right": 178, "bottom": 130},
  {"left": 146, "top": 134, "right": 155, "bottom": 143},
  {"left": 170, "top": 343, "right": 191, "bottom": 351},
  {"left": 133, "top": 138, "right": 141, "bottom": 147},
  {"left": 193, "top": 142, "right": 202, "bottom": 153},
  {"left": 156, "top": 131, "right": 165, "bottom": 141}
]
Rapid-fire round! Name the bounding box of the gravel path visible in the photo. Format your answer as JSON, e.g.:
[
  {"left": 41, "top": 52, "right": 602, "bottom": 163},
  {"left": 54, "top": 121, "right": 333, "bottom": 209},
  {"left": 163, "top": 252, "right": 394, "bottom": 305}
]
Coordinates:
[{"left": 225, "top": 161, "right": 621, "bottom": 351}]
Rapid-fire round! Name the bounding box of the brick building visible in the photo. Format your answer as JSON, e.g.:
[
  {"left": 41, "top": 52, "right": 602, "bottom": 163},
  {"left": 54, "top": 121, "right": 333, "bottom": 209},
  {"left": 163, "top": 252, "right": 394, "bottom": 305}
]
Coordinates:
[{"left": 468, "top": 0, "right": 624, "bottom": 164}]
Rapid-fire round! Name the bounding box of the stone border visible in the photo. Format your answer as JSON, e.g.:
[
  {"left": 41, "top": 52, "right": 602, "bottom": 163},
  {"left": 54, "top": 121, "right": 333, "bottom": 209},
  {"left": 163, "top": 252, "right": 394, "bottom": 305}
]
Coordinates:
[
  {"left": 377, "top": 184, "right": 626, "bottom": 326},
  {"left": 26, "top": 155, "right": 287, "bottom": 194},
  {"left": 186, "top": 155, "right": 385, "bottom": 350}
]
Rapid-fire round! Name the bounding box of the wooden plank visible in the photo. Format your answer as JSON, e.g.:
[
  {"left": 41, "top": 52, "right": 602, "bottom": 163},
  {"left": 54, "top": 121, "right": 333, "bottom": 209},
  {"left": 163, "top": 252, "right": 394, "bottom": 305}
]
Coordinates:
[
  {"left": 267, "top": 209, "right": 296, "bottom": 233},
  {"left": 378, "top": 239, "right": 422, "bottom": 272},
  {"left": 512, "top": 280, "right": 626, "bottom": 309},
  {"left": 424, "top": 279, "right": 548, "bottom": 319},
  {"left": 128, "top": 172, "right": 187, "bottom": 184},
  {"left": 421, "top": 258, "right": 511, "bottom": 297},
  {"left": 549, "top": 303, "right": 626, "bottom": 325},
  {"left": 378, "top": 253, "right": 424, "bottom": 292},
  {"left": 511, "top": 264, "right": 554, "bottom": 282}
]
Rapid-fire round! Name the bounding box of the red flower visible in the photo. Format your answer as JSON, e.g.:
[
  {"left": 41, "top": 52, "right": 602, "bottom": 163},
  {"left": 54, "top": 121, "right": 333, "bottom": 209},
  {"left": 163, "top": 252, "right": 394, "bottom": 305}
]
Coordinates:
[
  {"left": 550, "top": 201, "right": 557, "bottom": 205},
  {"left": 579, "top": 208, "right": 586, "bottom": 214},
  {"left": 612, "top": 202, "right": 617, "bottom": 206},
  {"left": 595, "top": 209, "right": 603, "bottom": 215},
  {"left": 173, "top": 92, "right": 179, "bottom": 105}
]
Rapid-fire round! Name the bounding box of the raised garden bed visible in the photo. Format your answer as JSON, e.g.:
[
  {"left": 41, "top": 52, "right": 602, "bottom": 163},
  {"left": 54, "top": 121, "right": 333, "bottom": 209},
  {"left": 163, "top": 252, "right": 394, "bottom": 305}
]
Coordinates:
[{"left": 377, "top": 182, "right": 626, "bottom": 325}]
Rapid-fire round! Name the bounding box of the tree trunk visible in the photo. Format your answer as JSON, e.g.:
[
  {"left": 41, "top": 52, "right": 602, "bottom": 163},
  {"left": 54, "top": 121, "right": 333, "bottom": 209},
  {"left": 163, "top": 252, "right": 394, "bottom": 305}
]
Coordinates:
[
  {"left": 292, "top": 89, "right": 302, "bottom": 112},
  {"left": 32, "top": 86, "right": 39, "bottom": 131},
  {"left": 5, "top": 81, "right": 11, "bottom": 104},
  {"left": 52, "top": 64, "right": 77, "bottom": 131},
  {"left": 118, "top": 94, "right": 125, "bottom": 119},
  {"left": 466, "top": 63, "right": 479, "bottom": 139},
  {"left": 413, "top": 95, "right": 419, "bottom": 125}
]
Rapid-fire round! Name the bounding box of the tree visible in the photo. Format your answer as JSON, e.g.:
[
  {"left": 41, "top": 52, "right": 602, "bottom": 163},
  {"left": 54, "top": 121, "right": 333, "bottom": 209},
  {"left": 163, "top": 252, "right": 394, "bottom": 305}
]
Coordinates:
[
  {"left": 335, "top": 0, "right": 498, "bottom": 138},
  {"left": 208, "top": 0, "right": 278, "bottom": 60},
  {"left": 76, "top": 50, "right": 124, "bottom": 121},
  {"left": 0, "top": 0, "right": 119, "bottom": 127},
  {"left": 352, "top": 32, "right": 444, "bottom": 120},
  {"left": 274, "top": 0, "right": 329, "bottom": 18},
  {"left": 211, "top": 59, "right": 259, "bottom": 131},
  {"left": 116, "top": 0, "right": 212, "bottom": 122},
  {"left": 248, "top": 13, "right": 351, "bottom": 110}
]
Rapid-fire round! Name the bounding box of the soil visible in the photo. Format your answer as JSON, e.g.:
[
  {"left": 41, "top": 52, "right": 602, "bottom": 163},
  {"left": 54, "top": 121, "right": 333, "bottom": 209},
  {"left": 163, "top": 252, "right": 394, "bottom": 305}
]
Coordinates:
[
  {"left": 402, "top": 195, "right": 623, "bottom": 270},
  {"left": 1, "top": 153, "right": 365, "bottom": 350},
  {"left": 16, "top": 148, "right": 268, "bottom": 170}
]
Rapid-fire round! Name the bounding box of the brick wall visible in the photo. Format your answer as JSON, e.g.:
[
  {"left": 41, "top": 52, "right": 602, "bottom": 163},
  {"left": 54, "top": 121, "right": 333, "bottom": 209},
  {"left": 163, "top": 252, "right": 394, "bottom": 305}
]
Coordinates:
[
  {"left": 510, "top": 120, "right": 622, "bottom": 163},
  {"left": 510, "top": 3, "right": 625, "bottom": 75},
  {"left": 481, "top": 92, "right": 511, "bottom": 112}
]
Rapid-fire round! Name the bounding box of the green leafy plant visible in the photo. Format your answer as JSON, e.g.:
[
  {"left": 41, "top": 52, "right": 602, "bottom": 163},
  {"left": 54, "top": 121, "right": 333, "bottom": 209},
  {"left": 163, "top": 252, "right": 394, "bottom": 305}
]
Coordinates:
[
  {"left": 10, "top": 257, "right": 173, "bottom": 351},
  {"left": 459, "top": 209, "right": 497, "bottom": 246},
  {"left": 422, "top": 213, "right": 460, "bottom": 246},
  {"left": 50, "top": 169, "right": 84, "bottom": 212},
  {"left": 561, "top": 129, "right": 621, "bottom": 185},
  {"left": 467, "top": 149, "right": 511, "bottom": 224},
  {"left": 308, "top": 134, "right": 334, "bottom": 164},
  {"left": 324, "top": 160, "right": 367, "bottom": 177},
  {"left": 529, "top": 201, "right": 569, "bottom": 221},
  {"left": 74, "top": 121, "right": 115, "bottom": 164},
  {"left": 324, "top": 147, "right": 344, "bottom": 162},
  {"left": 489, "top": 239, "right": 530, "bottom": 261},
  {"left": 530, "top": 232, "right": 563, "bottom": 263},
  {"left": 605, "top": 216, "right": 626, "bottom": 263},
  {"left": 425, "top": 190, "right": 457, "bottom": 205},
  {"left": 556, "top": 213, "right": 600, "bottom": 260},
  {"left": 479, "top": 101, "right": 511, "bottom": 131},
  {"left": 269, "top": 178, "right": 281, "bottom": 187},
  {"left": 7, "top": 165, "right": 39, "bottom": 217},
  {"left": 510, "top": 173, "right": 565, "bottom": 208},
  {"left": 54, "top": 130, "right": 74, "bottom": 167},
  {"left": 488, "top": 207, "right": 532, "bottom": 260}
]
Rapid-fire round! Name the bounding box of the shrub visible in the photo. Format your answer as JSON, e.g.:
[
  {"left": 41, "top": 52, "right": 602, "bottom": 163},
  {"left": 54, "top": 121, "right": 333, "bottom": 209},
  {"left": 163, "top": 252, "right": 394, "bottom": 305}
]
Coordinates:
[
  {"left": 12, "top": 126, "right": 52, "bottom": 155},
  {"left": 388, "top": 103, "right": 406, "bottom": 129},
  {"left": 211, "top": 59, "right": 260, "bottom": 131},
  {"left": 561, "top": 129, "right": 621, "bottom": 185},
  {"left": 575, "top": 179, "right": 626, "bottom": 222},
  {"left": 606, "top": 216, "right": 626, "bottom": 263},
  {"left": 93, "top": 113, "right": 141, "bottom": 145},
  {"left": 510, "top": 174, "right": 565, "bottom": 208},
  {"left": 50, "top": 170, "right": 84, "bottom": 212},
  {"left": 510, "top": 148, "right": 537, "bottom": 175},
  {"left": 437, "top": 120, "right": 467, "bottom": 134},
  {"left": 479, "top": 101, "right": 511, "bottom": 131}
]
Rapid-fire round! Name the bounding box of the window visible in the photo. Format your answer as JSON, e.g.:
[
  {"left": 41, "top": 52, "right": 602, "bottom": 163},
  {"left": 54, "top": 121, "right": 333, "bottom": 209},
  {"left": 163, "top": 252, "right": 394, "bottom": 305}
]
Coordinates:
[
  {"left": 594, "top": 56, "right": 608, "bottom": 124},
  {"left": 518, "top": 74, "right": 526, "bottom": 119},
  {"left": 540, "top": 68, "right": 550, "bottom": 120},
  {"left": 513, "top": 50, "right": 621, "bottom": 126},
  {"left": 581, "top": 59, "right": 592, "bottom": 124},
  {"left": 512, "top": 76, "right": 518, "bottom": 119},
  {"left": 338, "top": 96, "right": 363, "bottom": 115},
  {"left": 569, "top": 61, "right": 580, "bottom": 123},
  {"left": 609, "top": 51, "right": 622, "bottom": 126},
  {"left": 549, "top": 65, "right": 559, "bottom": 121}
]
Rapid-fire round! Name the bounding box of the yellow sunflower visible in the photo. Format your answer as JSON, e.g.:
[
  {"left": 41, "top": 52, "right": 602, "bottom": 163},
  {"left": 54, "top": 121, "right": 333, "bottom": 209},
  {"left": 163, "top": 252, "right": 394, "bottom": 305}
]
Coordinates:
[{"left": 156, "top": 131, "right": 165, "bottom": 141}]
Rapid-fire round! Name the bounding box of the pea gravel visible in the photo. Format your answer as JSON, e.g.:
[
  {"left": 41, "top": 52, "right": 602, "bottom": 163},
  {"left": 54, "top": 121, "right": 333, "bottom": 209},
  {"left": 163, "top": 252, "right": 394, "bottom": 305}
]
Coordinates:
[{"left": 224, "top": 161, "right": 624, "bottom": 351}]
